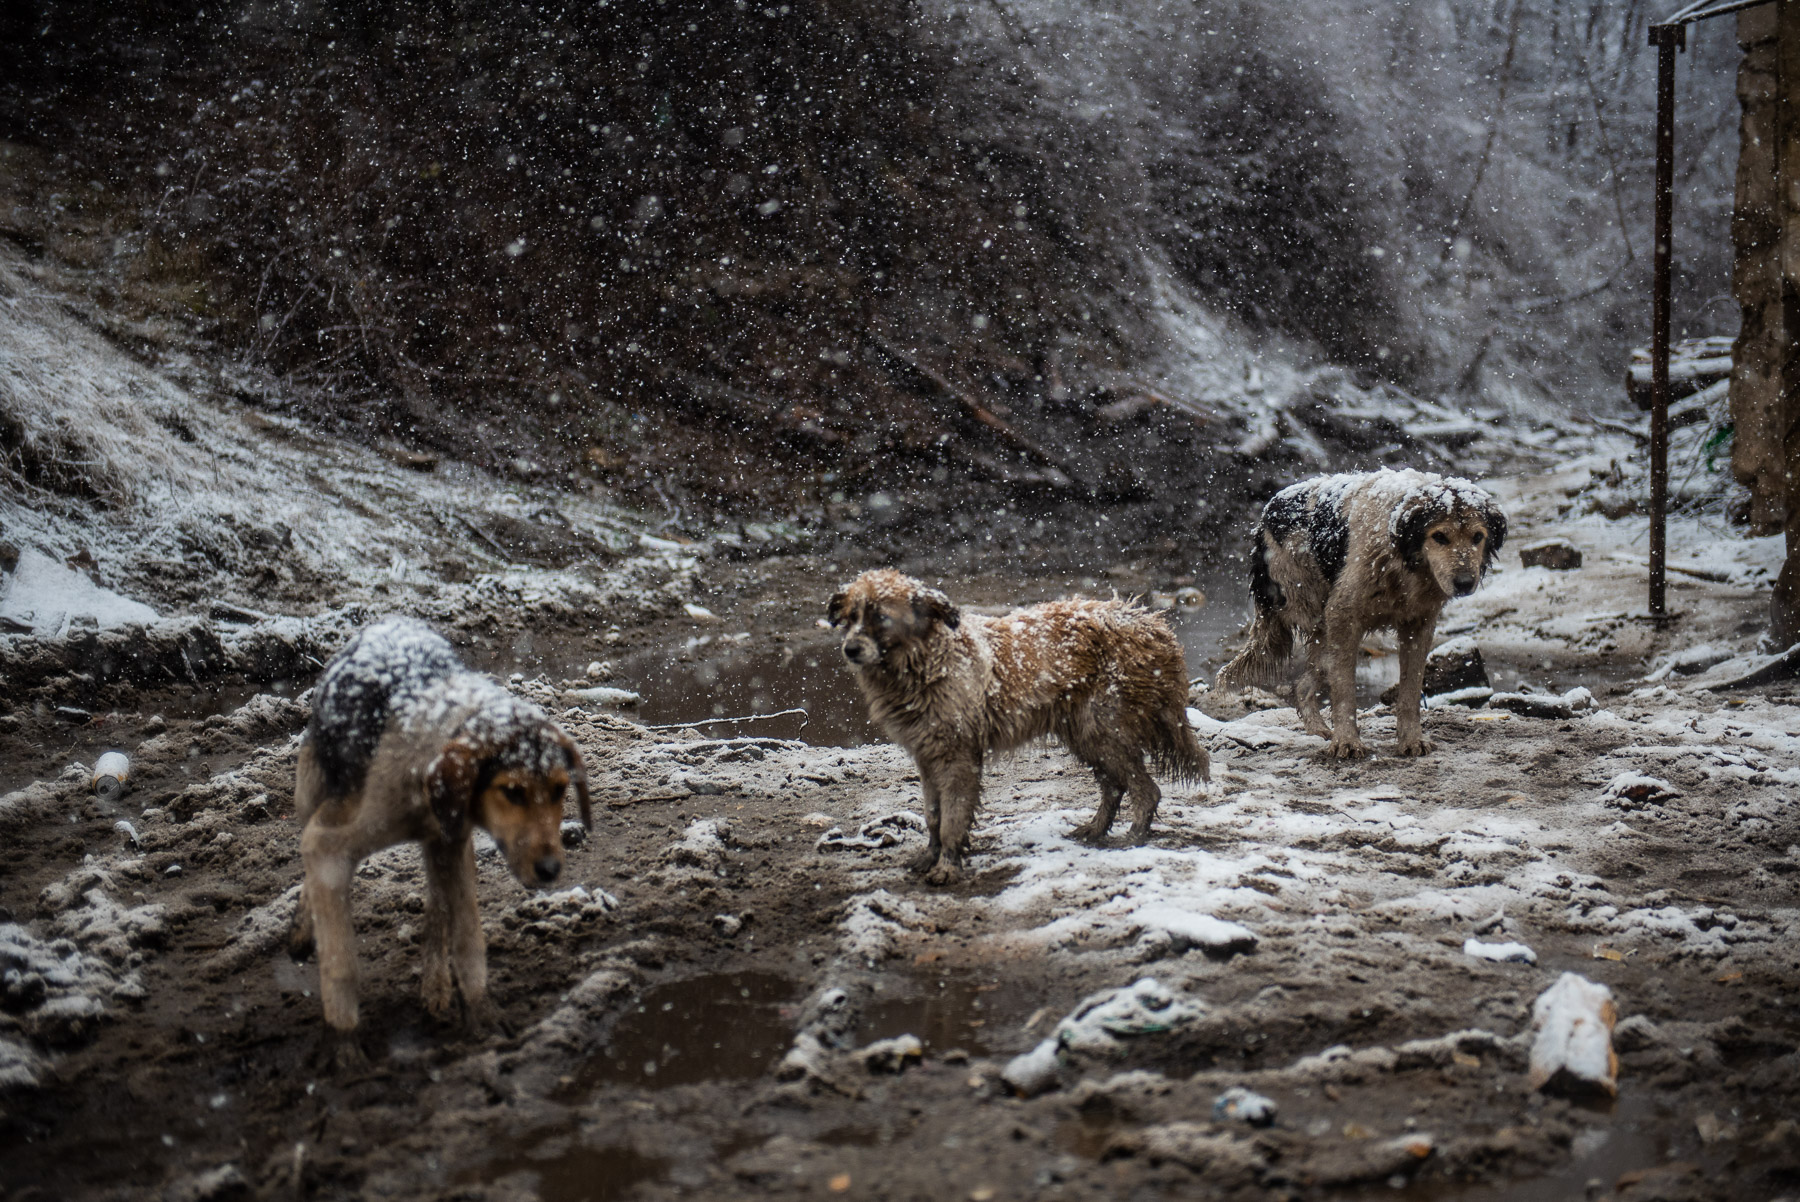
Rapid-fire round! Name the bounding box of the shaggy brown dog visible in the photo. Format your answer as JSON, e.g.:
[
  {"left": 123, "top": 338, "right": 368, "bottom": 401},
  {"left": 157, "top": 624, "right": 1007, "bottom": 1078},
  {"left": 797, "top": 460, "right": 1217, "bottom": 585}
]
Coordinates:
[
  {"left": 290, "top": 617, "right": 590, "bottom": 1060},
  {"left": 829, "top": 570, "right": 1209, "bottom": 883},
  {"left": 1216, "top": 469, "right": 1506, "bottom": 759}
]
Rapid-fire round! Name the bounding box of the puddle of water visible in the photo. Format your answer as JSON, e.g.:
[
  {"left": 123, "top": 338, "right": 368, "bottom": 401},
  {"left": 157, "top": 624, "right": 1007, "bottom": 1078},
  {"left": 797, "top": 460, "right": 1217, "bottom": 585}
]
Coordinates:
[
  {"left": 614, "top": 592, "right": 1257, "bottom": 750},
  {"left": 857, "top": 975, "right": 1042, "bottom": 1058},
  {"left": 459, "top": 1132, "right": 668, "bottom": 1202},
  {"left": 561, "top": 971, "right": 799, "bottom": 1095},
  {"left": 619, "top": 640, "right": 874, "bottom": 747}
]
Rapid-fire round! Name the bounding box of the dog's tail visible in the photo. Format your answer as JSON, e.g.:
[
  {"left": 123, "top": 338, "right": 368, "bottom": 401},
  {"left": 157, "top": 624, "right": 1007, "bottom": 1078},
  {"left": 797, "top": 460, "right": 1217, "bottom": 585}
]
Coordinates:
[
  {"left": 1147, "top": 703, "right": 1211, "bottom": 786},
  {"left": 1214, "top": 611, "right": 1290, "bottom": 695},
  {"left": 1214, "top": 531, "right": 1291, "bottom": 695}
]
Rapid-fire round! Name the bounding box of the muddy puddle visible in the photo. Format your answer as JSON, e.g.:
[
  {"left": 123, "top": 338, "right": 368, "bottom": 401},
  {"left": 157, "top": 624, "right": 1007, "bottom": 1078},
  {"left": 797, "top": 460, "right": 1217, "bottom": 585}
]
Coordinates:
[
  {"left": 558, "top": 969, "right": 1039, "bottom": 1103},
  {"left": 606, "top": 594, "right": 1258, "bottom": 748},
  {"left": 858, "top": 973, "right": 1041, "bottom": 1058},
  {"left": 560, "top": 971, "right": 799, "bottom": 1094}
]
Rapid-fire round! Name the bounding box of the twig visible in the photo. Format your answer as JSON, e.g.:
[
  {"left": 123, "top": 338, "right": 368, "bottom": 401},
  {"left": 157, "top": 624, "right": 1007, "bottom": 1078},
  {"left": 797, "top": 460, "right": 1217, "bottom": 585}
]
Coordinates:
[
  {"left": 1575, "top": 40, "right": 1635, "bottom": 264},
  {"left": 1442, "top": 0, "right": 1526, "bottom": 259},
  {"left": 865, "top": 337, "right": 1080, "bottom": 480},
  {"left": 642, "top": 708, "right": 810, "bottom": 731}
]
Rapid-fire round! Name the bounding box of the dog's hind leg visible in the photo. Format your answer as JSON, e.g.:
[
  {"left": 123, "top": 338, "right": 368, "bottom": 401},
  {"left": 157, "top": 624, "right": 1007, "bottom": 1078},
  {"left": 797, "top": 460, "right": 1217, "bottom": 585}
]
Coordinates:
[
  {"left": 1063, "top": 712, "right": 1125, "bottom": 842},
  {"left": 1393, "top": 615, "right": 1436, "bottom": 756},
  {"left": 1067, "top": 764, "right": 1124, "bottom": 843},
  {"left": 1120, "top": 754, "right": 1163, "bottom": 843},
  {"left": 1066, "top": 721, "right": 1161, "bottom": 843}
]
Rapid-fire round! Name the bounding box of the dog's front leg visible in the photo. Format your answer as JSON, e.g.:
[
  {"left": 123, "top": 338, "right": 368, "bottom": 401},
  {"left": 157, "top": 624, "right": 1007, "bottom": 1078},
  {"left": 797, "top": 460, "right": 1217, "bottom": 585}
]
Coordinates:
[
  {"left": 421, "top": 837, "right": 459, "bottom": 1019},
  {"left": 444, "top": 836, "right": 499, "bottom": 1031},
  {"left": 1295, "top": 631, "right": 1331, "bottom": 739},
  {"left": 287, "top": 875, "right": 315, "bottom": 960},
  {"left": 924, "top": 757, "right": 980, "bottom": 886},
  {"left": 1393, "top": 616, "right": 1436, "bottom": 756},
  {"left": 909, "top": 768, "right": 944, "bottom": 874},
  {"left": 1322, "top": 605, "right": 1366, "bottom": 760}
]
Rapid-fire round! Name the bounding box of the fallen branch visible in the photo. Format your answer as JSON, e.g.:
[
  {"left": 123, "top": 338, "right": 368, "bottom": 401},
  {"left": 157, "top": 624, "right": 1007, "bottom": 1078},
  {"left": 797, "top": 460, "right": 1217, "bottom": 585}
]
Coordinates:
[{"left": 866, "top": 337, "right": 1081, "bottom": 482}]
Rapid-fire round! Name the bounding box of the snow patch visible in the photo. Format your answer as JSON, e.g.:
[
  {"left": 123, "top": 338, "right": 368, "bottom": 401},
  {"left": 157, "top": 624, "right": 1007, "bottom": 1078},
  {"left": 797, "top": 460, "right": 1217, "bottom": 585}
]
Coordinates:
[{"left": 0, "top": 547, "right": 159, "bottom": 635}]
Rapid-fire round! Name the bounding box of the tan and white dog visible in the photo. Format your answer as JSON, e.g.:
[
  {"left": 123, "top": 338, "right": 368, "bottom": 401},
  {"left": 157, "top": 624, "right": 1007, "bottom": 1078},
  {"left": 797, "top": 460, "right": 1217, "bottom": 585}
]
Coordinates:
[
  {"left": 290, "top": 617, "right": 589, "bottom": 1059},
  {"left": 1216, "top": 469, "right": 1506, "bottom": 759},
  {"left": 829, "top": 570, "right": 1209, "bottom": 883}
]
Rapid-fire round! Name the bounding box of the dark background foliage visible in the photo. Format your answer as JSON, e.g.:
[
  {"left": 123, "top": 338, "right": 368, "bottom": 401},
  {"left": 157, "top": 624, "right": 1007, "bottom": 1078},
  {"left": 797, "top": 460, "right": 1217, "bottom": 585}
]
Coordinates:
[{"left": 0, "top": 0, "right": 1399, "bottom": 513}]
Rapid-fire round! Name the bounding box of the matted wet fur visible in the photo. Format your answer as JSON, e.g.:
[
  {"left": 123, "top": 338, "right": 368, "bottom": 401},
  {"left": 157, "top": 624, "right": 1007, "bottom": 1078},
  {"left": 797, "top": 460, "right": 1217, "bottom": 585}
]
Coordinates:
[
  {"left": 289, "top": 616, "right": 590, "bottom": 1060},
  {"left": 828, "top": 569, "right": 1209, "bottom": 884},
  {"left": 1216, "top": 469, "right": 1506, "bottom": 760}
]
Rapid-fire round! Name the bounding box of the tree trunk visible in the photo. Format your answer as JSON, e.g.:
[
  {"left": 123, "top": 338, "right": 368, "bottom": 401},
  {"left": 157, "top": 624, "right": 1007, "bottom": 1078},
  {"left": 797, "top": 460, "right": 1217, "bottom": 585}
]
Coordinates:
[{"left": 1774, "top": 0, "right": 1800, "bottom": 643}]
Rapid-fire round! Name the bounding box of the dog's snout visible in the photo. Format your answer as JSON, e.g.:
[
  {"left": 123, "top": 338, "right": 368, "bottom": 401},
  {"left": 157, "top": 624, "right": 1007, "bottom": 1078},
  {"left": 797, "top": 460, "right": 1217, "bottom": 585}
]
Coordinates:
[
  {"left": 843, "top": 639, "right": 870, "bottom": 664},
  {"left": 1453, "top": 575, "right": 1477, "bottom": 596},
  {"left": 533, "top": 855, "right": 562, "bottom": 884}
]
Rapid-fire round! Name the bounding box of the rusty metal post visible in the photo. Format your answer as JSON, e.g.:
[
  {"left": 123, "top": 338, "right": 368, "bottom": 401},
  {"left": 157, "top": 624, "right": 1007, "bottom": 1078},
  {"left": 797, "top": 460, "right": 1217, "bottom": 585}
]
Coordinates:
[{"left": 1649, "top": 22, "right": 1685, "bottom": 618}]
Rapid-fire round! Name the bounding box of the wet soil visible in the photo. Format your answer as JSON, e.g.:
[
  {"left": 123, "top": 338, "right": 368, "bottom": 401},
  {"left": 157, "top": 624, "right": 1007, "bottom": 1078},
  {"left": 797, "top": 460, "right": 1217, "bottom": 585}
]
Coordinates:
[{"left": 3, "top": 478, "right": 1799, "bottom": 1202}]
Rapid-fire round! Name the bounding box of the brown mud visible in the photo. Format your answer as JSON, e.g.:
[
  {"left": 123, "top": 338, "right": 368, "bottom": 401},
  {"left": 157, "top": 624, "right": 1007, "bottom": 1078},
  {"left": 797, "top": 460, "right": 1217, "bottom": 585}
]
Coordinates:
[{"left": 3, "top": 478, "right": 1800, "bottom": 1202}]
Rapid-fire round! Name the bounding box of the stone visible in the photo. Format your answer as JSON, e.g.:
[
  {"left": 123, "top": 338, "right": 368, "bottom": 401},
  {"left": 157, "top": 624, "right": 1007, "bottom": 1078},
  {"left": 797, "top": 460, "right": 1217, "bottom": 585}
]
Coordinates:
[
  {"left": 1212, "top": 1086, "right": 1277, "bottom": 1126},
  {"left": 1519, "top": 539, "right": 1583, "bottom": 571},
  {"left": 1613, "top": 1014, "right": 1664, "bottom": 1053},
  {"left": 1527, "top": 973, "right": 1618, "bottom": 1097},
  {"left": 1488, "top": 687, "right": 1593, "bottom": 719},
  {"left": 854, "top": 1034, "right": 923, "bottom": 1074},
  {"left": 1462, "top": 938, "right": 1537, "bottom": 965},
  {"left": 1381, "top": 637, "right": 1489, "bottom": 706},
  {"left": 1002, "top": 1038, "right": 1063, "bottom": 1097}
]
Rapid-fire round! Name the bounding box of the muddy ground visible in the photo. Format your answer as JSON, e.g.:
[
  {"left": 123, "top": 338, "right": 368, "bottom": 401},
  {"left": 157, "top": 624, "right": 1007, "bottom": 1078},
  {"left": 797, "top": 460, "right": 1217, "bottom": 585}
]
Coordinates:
[{"left": 3, "top": 450, "right": 1800, "bottom": 1202}]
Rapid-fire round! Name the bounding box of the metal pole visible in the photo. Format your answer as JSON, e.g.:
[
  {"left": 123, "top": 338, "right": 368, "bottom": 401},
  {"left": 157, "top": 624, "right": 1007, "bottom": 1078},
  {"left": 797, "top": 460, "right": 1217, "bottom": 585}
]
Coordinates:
[{"left": 1648, "top": 22, "right": 1684, "bottom": 618}]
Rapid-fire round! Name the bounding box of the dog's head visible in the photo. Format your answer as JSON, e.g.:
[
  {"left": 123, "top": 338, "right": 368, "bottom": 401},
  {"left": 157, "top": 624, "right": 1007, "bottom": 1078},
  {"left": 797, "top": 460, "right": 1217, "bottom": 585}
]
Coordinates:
[
  {"left": 826, "top": 568, "right": 959, "bottom": 670},
  {"left": 428, "top": 712, "right": 591, "bottom": 888},
  {"left": 1394, "top": 482, "right": 1507, "bottom": 598}
]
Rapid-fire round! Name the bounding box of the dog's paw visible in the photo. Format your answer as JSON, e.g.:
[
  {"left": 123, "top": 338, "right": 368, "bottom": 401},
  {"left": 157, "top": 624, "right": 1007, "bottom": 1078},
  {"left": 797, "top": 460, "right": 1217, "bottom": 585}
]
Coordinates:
[
  {"left": 463, "top": 996, "right": 511, "bottom": 1038},
  {"left": 314, "top": 1029, "right": 370, "bottom": 1075},
  {"left": 421, "top": 967, "right": 455, "bottom": 1017},
  {"left": 1324, "top": 737, "right": 1368, "bottom": 761},
  {"left": 908, "top": 847, "right": 943, "bottom": 875},
  {"left": 1395, "top": 737, "right": 1434, "bottom": 757},
  {"left": 922, "top": 861, "right": 962, "bottom": 887},
  {"left": 287, "top": 929, "right": 315, "bottom": 962},
  {"left": 1067, "top": 818, "right": 1110, "bottom": 844}
]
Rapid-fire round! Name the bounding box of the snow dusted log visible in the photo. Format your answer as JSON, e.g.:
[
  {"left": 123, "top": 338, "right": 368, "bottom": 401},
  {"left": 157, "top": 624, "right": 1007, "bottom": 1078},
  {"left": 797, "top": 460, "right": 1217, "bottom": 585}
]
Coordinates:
[
  {"left": 1625, "top": 336, "right": 1732, "bottom": 409},
  {"left": 1528, "top": 972, "right": 1619, "bottom": 1097}
]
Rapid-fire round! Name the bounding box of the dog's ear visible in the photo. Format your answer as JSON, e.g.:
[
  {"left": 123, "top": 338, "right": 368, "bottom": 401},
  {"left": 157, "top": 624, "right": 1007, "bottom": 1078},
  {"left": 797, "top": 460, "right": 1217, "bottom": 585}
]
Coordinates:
[
  {"left": 1481, "top": 500, "right": 1508, "bottom": 569},
  {"left": 912, "top": 586, "right": 960, "bottom": 630},
  {"left": 556, "top": 729, "right": 593, "bottom": 831},
  {"left": 426, "top": 736, "right": 484, "bottom": 843},
  {"left": 1391, "top": 496, "right": 1441, "bottom": 570},
  {"left": 826, "top": 587, "right": 850, "bottom": 627}
]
